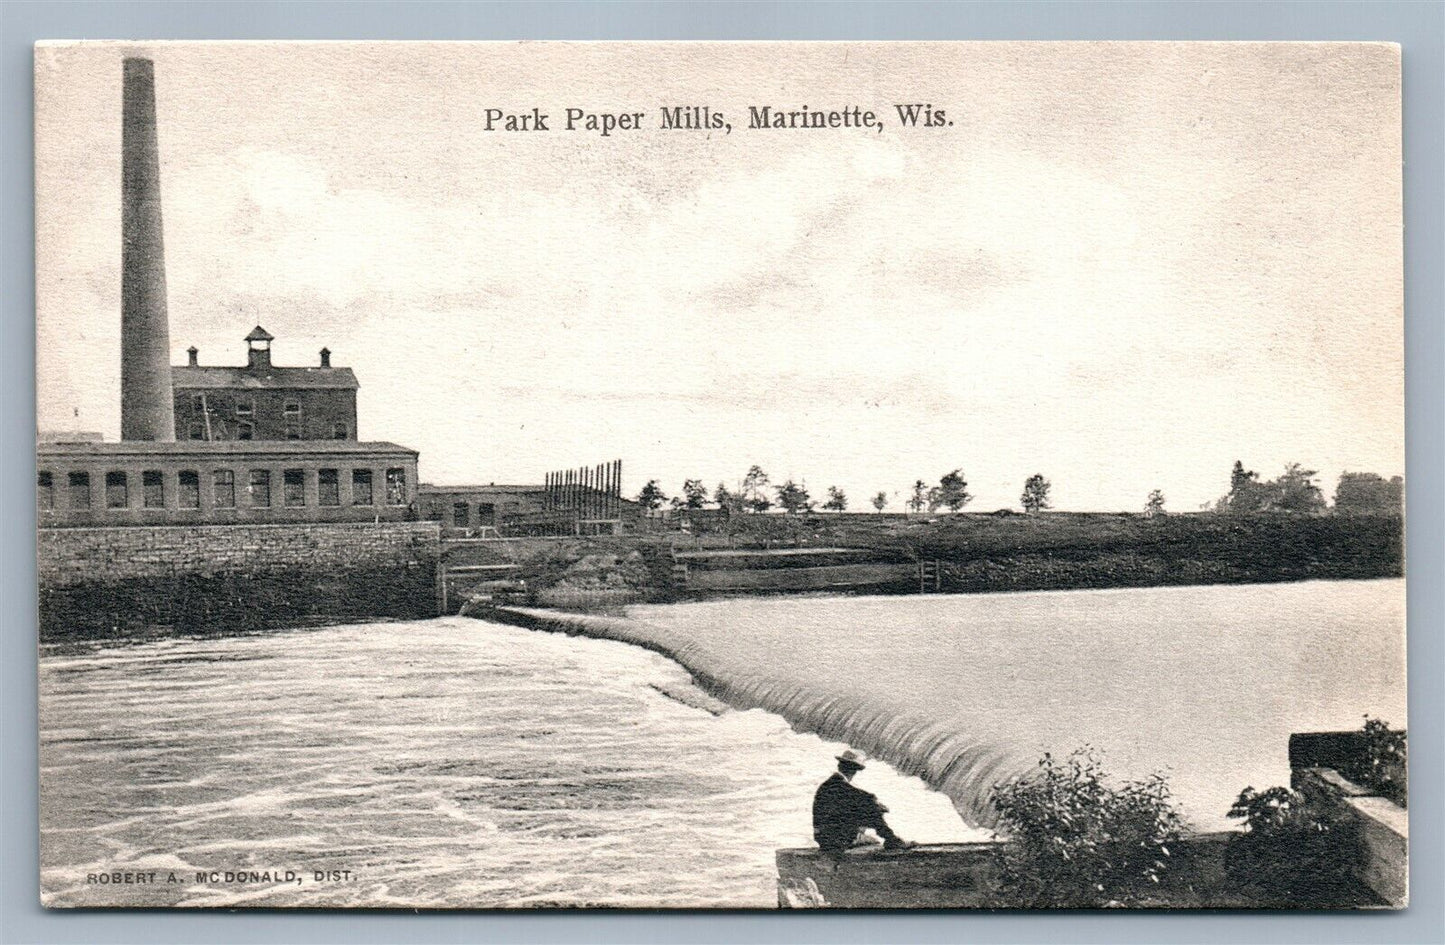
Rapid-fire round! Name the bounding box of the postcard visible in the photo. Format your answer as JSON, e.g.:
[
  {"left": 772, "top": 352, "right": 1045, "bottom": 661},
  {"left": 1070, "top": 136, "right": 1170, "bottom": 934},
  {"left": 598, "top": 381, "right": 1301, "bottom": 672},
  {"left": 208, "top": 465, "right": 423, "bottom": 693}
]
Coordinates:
[{"left": 35, "top": 41, "right": 1405, "bottom": 909}]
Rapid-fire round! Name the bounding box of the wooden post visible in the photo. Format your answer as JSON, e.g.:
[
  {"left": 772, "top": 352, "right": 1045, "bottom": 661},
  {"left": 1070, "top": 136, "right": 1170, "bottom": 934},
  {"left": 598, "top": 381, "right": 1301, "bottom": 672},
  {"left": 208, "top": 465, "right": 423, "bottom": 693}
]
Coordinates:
[{"left": 436, "top": 550, "right": 448, "bottom": 616}]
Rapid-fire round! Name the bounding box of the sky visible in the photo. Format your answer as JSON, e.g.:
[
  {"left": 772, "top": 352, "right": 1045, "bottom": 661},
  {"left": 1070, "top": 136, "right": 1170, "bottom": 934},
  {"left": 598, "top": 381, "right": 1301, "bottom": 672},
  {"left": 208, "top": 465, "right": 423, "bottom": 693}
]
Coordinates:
[{"left": 34, "top": 42, "right": 1403, "bottom": 511}]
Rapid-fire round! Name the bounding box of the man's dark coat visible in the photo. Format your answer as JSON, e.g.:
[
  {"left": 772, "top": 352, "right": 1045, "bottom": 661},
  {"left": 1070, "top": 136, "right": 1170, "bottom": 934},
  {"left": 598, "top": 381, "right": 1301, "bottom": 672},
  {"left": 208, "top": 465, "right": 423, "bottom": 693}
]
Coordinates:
[{"left": 812, "top": 771, "right": 891, "bottom": 852}]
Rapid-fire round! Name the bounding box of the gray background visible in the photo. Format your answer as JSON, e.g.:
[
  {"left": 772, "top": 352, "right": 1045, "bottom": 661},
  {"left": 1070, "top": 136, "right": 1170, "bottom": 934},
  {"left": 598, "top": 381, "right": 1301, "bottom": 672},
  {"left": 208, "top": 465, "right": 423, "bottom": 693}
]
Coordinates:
[{"left": 1, "top": 3, "right": 1440, "bottom": 943}]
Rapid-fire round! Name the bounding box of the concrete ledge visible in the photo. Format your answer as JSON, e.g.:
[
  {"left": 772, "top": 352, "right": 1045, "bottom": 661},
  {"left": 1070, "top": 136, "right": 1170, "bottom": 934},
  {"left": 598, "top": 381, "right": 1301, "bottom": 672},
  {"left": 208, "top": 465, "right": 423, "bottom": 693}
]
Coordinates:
[
  {"left": 1294, "top": 766, "right": 1408, "bottom": 907},
  {"left": 775, "top": 833, "right": 1246, "bottom": 908},
  {"left": 776, "top": 842, "right": 1002, "bottom": 909},
  {"left": 1348, "top": 795, "right": 1408, "bottom": 906}
]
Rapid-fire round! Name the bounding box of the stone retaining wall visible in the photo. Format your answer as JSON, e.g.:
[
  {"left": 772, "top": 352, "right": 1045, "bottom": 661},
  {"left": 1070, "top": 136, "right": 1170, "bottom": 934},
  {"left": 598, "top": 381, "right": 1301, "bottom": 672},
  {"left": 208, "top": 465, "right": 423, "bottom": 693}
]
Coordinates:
[{"left": 38, "top": 522, "right": 441, "bottom": 639}]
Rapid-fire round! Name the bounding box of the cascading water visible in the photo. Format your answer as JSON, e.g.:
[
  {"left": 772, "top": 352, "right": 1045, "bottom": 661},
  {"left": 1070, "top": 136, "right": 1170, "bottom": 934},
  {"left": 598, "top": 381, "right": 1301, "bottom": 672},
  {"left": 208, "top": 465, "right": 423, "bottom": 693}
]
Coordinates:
[
  {"left": 38, "top": 579, "right": 1403, "bottom": 907},
  {"left": 486, "top": 606, "right": 1031, "bottom": 828},
  {"left": 490, "top": 578, "right": 1406, "bottom": 833}
]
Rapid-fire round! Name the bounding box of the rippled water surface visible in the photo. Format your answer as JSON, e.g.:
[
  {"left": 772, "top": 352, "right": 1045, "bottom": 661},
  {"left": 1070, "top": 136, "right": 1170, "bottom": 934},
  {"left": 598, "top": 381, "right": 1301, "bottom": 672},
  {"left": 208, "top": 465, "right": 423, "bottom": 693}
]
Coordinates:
[
  {"left": 39, "top": 619, "right": 974, "bottom": 908},
  {"left": 40, "top": 579, "right": 1404, "bottom": 907}
]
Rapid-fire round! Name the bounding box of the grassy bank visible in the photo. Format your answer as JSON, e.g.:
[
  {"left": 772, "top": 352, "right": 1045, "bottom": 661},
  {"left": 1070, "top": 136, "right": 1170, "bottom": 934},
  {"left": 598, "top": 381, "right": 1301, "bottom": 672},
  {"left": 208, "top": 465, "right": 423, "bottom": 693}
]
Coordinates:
[{"left": 496, "top": 512, "right": 1402, "bottom": 605}]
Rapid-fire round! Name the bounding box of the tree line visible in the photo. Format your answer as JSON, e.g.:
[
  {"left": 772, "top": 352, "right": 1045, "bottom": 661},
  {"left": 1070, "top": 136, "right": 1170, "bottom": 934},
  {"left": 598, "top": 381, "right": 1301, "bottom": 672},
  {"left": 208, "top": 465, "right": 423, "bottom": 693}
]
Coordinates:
[
  {"left": 633, "top": 466, "right": 1059, "bottom": 516},
  {"left": 1211, "top": 462, "right": 1403, "bottom": 515},
  {"left": 631, "top": 460, "right": 1402, "bottom": 517}
]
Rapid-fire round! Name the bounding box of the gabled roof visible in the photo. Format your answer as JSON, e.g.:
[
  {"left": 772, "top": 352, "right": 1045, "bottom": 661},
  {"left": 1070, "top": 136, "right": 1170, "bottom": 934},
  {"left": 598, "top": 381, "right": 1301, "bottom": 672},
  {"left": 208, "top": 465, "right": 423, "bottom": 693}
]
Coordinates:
[
  {"left": 171, "top": 365, "right": 359, "bottom": 390},
  {"left": 245, "top": 325, "right": 275, "bottom": 342}
]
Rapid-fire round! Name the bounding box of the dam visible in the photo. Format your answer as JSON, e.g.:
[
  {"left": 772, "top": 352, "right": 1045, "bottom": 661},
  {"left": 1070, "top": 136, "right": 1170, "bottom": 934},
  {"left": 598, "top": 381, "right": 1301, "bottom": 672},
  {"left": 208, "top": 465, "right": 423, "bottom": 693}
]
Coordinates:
[{"left": 38, "top": 578, "right": 1404, "bottom": 908}]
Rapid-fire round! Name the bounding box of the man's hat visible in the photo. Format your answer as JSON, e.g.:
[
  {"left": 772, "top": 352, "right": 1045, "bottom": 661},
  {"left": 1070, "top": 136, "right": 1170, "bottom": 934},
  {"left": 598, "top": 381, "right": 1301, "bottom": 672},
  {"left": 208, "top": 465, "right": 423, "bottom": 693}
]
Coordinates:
[{"left": 836, "top": 749, "right": 867, "bottom": 769}]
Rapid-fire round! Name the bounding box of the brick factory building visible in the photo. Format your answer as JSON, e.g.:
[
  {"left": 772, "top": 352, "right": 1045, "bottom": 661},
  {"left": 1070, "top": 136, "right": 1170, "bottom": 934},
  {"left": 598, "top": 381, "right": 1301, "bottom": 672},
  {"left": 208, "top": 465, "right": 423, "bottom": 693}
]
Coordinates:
[
  {"left": 36, "top": 57, "right": 418, "bottom": 530},
  {"left": 172, "top": 327, "right": 358, "bottom": 442},
  {"left": 38, "top": 440, "right": 418, "bottom": 527}
]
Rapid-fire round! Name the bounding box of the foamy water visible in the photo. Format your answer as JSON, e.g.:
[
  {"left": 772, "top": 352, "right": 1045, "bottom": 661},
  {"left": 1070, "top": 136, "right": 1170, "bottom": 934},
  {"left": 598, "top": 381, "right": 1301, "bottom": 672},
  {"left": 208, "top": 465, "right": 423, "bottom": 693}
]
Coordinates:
[
  {"left": 626, "top": 579, "right": 1407, "bottom": 832},
  {"left": 39, "top": 619, "right": 976, "bottom": 908}
]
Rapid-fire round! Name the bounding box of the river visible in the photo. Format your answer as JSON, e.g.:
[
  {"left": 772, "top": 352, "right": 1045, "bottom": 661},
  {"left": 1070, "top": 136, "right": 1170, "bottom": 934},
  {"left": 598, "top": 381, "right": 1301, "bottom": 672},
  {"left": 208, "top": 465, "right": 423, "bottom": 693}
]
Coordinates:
[
  {"left": 38, "top": 618, "right": 975, "bottom": 908},
  {"left": 39, "top": 578, "right": 1403, "bottom": 908}
]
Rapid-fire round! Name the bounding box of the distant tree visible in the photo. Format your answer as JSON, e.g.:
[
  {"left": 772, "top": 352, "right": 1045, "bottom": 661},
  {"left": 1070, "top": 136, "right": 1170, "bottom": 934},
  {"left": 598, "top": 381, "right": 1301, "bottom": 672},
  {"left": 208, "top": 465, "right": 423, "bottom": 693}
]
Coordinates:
[
  {"left": 1145, "top": 489, "right": 1166, "bottom": 517},
  {"left": 1226, "top": 460, "right": 1267, "bottom": 513},
  {"left": 713, "top": 485, "right": 745, "bottom": 514},
  {"left": 668, "top": 495, "right": 685, "bottom": 510},
  {"left": 925, "top": 486, "right": 943, "bottom": 513},
  {"left": 1230, "top": 460, "right": 1255, "bottom": 494},
  {"left": 1021, "top": 474, "right": 1052, "bottom": 514},
  {"left": 936, "top": 469, "right": 973, "bottom": 513},
  {"left": 907, "top": 480, "right": 928, "bottom": 515},
  {"left": 774, "top": 479, "right": 811, "bottom": 515},
  {"left": 824, "top": 486, "right": 848, "bottom": 513},
  {"left": 1270, "top": 463, "right": 1326, "bottom": 514},
  {"left": 636, "top": 480, "right": 667, "bottom": 511},
  {"left": 1222, "top": 461, "right": 1327, "bottom": 514},
  {"left": 1334, "top": 472, "right": 1403, "bottom": 514},
  {"left": 681, "top": 479, "right": 708, "bottom": 509},
  {"left": 742, "top": 465, "right": 772, "bottom": 513},
  {"left": 871, "top": 491, "right": 889, "bottom": 514}
]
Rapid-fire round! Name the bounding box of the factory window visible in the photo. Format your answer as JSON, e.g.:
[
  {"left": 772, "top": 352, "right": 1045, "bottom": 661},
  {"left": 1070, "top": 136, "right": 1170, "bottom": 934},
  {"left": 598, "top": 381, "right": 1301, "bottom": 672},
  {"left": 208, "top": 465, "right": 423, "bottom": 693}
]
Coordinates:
[
  {"left": 318, "top": 469, "right": 340, "bottom": 506},
  {"left": 284, "top": 401, "right": 302, "bottom": 439},
  {"left": 248, "top": 470, "right": 271, "bottom": 508},
  {"left": 333, "top": 422, "right": 348, "bottom": 440},
  {"left": 283, "top": 469, "right": 306, "bottom": 506},
  {"left": 188, "top": 422, "right": 205, "bottom": 440},
  {"left": 236, "top": 398, "right": 253, "bottom": 417},
  {"left": 192, "top": 394, "right": 204, "bottom": 412},
  {"left": 352, "top": 469, "right": 373, "bottom": 506},
  {"left": 69, "top": 472, "right": 91, "bottom": 509},
  {"left": 213, "top": 470, "right": 235, "bottom": 508},
  {"left": 478, "top": 502, "right": 495, "bottom": 521},
  {"left": 237, "top": 422, "right": 254, "bottom": 441},
  {"left": 37, "top": 472, "right": 53, "bottom": 510},
  {"left": 105, "top": 471, "right": 128, "bottom": 509},
  {"left": 178, "top": 470, "right": 200, "bottom": 509},
  {"left": 452, "top": 502, "right": 469, "bottom": 527},
  {"left": 385, "top": 468, "right": 407, "bottom": 505},
  {"left": 143, "top": 470, "right": 164, "bottom": 508}
]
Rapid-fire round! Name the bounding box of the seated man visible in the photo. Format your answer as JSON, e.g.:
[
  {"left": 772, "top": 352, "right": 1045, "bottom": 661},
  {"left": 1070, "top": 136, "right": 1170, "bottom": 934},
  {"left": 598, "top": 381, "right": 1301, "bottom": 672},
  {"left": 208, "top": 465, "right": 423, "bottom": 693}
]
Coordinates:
[{"left": 812, "top": 750, "right": 916, "bottom": 855}]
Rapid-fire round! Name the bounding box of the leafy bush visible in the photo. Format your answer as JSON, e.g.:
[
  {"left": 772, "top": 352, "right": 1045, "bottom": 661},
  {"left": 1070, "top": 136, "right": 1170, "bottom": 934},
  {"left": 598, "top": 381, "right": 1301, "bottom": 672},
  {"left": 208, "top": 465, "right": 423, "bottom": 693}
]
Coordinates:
[
  {"left": 1350, "top": 715, "right": 1406, "bottom": 807},
  {"left": 1225, "top": 785, "right": 1357, "bottom": 906},
  {"left": 989, "top": 747, "right": 1183, "bottom": 907}
]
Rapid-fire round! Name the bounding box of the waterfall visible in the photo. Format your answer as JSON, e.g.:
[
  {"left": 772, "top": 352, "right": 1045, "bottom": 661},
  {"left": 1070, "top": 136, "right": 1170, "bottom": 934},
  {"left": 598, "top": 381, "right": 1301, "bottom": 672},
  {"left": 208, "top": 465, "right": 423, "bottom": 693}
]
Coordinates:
[{"left": 479, "top": 606, "right": 1030, "bottom": 828}]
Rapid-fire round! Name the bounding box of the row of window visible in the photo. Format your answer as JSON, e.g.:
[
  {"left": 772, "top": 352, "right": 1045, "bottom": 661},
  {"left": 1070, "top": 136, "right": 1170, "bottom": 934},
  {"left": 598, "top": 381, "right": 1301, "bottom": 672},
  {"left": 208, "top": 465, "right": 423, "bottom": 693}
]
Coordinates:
[
  {"left": 184, "top": 397, "right": 349, "bottom": 441},
  {"left": 38, "top": 467, "right": 407, "bottom": 511},
  {"left": 188, "top": 394, "right": 301, "bottom": 418}
]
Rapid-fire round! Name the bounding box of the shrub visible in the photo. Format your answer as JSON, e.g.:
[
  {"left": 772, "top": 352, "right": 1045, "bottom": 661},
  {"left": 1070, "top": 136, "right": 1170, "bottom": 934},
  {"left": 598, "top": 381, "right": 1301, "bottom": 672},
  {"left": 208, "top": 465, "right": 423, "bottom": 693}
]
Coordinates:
[
  {"left": 989, "top": 747, "right": 1183, "bottom": 907},
  {"left": 1225, "top": 785, "right": 1358, "bottom": 906},
  {"left": 1350, "top": 715, "right": 1406, "bottom": 807}
]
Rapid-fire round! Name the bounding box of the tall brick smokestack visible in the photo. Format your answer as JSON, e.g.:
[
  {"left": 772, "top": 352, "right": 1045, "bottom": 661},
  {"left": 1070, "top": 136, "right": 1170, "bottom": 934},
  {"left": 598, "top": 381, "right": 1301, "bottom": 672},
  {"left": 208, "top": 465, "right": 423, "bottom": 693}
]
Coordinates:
[{"left": 119, "top": 57, "right": 175, "bottom": 442}]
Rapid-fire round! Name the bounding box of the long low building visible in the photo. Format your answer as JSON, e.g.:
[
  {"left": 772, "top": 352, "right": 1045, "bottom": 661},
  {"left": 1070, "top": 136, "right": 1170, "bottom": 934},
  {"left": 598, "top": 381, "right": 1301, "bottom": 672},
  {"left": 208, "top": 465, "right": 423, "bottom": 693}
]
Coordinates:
[
  {"left": 418, "top": 483, "right": 642, "bottom": 536},
  {"left": 37, "top": 440, "right": 419, "bottom": 527}
]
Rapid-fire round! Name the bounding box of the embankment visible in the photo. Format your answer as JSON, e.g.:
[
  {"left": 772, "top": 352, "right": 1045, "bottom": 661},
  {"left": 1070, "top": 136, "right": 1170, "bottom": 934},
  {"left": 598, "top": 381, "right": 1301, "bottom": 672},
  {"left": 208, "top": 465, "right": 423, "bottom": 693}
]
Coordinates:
[
  {"left": 476, "top": 605, "right": 1023, "bottom": 829},
  {"left": 38, "top": 522, "right": 440, "bottom": 641},
  {"left": 491, "top": 512, "right": 1403, "bottom": 605}
]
